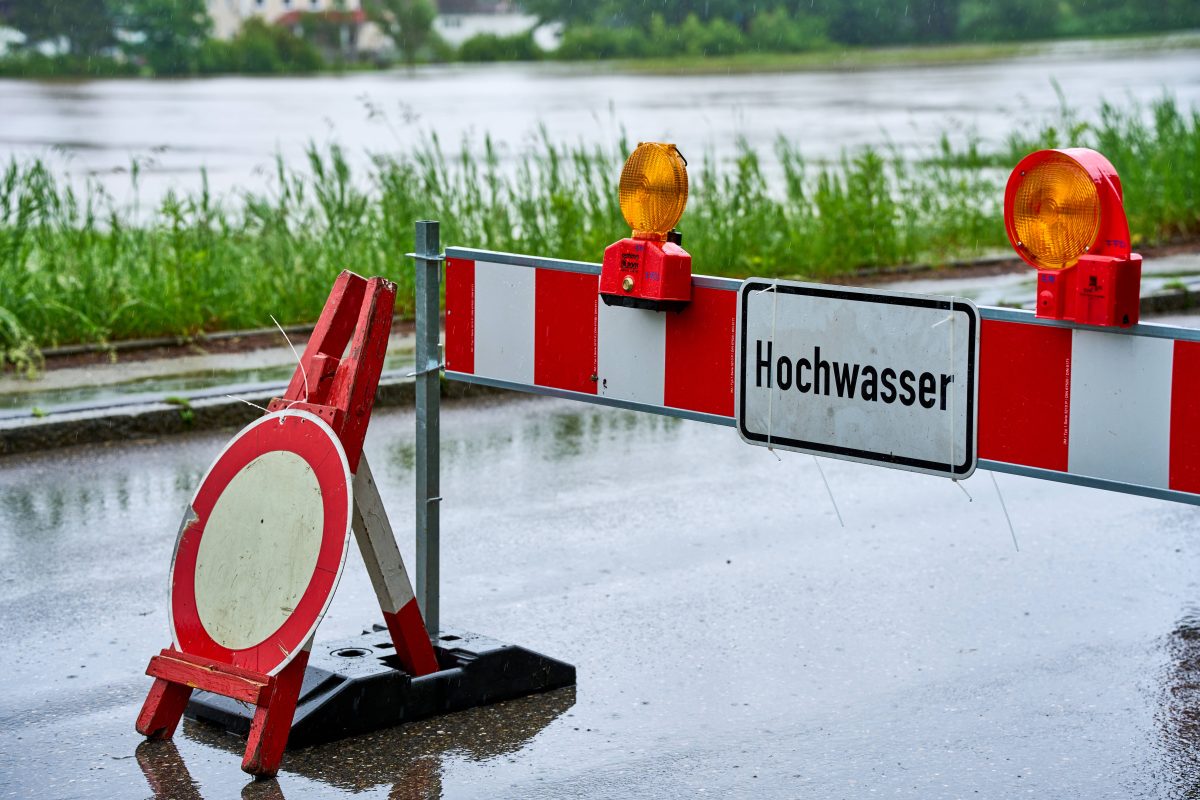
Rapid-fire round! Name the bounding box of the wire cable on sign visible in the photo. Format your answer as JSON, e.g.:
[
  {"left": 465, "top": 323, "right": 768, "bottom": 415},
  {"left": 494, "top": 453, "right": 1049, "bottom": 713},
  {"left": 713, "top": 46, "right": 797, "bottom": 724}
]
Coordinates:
[
  {"left": 812, "top": 456, "right": 844, "bottom": 528},
  {"left": 271, "top": 314, "right": 310, "bottom": 402},
  {"left": 933, "top": 302, "right": 969, "bottom": 498},
  {"left": 990, "top": 471, "right": 1020, "bottom": 552},
  {"left": 930, "top": 300, "right": 958, "bottom": 478},
  {"left": 765, "top": 281, "right": 779, "bottom": 456},
  {"left": 406, "top": 362, "right": 445, "bottom": 378},
  {"left": 950, "top": 300, "right": 955, "bottom": 477},
  {"left": 225, "top": 395, "right": 271, "bottom": 413}
]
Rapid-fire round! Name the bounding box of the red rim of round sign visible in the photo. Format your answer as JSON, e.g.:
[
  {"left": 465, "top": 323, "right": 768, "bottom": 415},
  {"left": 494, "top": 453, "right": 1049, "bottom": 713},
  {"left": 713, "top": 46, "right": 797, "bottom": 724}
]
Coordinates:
[{"left": 168, "top": 409, "right": 353, "bottom": 676}]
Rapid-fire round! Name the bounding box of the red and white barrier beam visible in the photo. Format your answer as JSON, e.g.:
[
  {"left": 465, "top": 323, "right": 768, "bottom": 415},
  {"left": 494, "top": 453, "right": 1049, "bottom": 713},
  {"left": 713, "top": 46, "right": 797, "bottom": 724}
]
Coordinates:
[
  {"left": 444, "top": 247, "right": 1200, "bottom": 506},
  {"left": 446, "top": 249, "right": 737, "bottom": 424}
]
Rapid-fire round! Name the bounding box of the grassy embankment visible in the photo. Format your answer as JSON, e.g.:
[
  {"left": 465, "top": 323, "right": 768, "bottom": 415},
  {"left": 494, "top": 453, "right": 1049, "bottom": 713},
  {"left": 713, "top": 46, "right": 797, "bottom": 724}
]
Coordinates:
[{"left": 0, "top": 97, "right": 1197, "bottom": 373}]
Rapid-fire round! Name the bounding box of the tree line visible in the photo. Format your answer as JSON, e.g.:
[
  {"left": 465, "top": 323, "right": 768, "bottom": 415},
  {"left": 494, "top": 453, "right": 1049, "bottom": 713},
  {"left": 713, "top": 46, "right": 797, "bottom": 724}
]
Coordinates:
[
  {"left": 520, "top": 0, "right": 1200, "bottom": 57},
  {"left": 0, "top": 0, "right": 438, "bottom": 76},
  {"left": 2, "top": 0, "right": 1197, "bottom": 75}
]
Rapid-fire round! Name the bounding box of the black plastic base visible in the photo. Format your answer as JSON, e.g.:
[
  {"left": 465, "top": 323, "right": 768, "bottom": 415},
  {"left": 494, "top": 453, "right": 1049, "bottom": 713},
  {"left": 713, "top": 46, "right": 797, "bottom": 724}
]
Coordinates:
[{"left": 185, "top": 625, "right": 576, "bottom": 748}]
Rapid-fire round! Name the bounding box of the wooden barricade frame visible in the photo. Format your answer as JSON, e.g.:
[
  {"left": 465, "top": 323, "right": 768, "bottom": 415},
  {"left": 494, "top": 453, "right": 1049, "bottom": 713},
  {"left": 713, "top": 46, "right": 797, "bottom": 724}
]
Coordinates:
[{"left": 136, "top": 270, "right": 438, "bottom": 778}]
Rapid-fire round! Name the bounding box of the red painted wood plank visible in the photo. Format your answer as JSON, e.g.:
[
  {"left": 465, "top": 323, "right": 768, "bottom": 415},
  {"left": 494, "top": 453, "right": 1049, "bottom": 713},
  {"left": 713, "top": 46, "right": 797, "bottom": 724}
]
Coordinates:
[
  {"left": 242, "top": 649, "right": 310, "bottom": 777},
  {"left": 977, "top": 319, "right": 1072, "bottom": 471},
  {"left": 535, "top": 269, "right": 599, "bottom": 395},
  {"left": 147, "top": 653, "right": 271, "bottom": 706},
  {"left": 279, "top": 270, "right": 366, "bottom": 405},
  {"left": 1170, "top": 340, "right": 1200, "bottom": 494},
  {"left": 445, "top": 258, "right": 475, "bottom": 374},
  {"left": 135, "top": 678, "right": 193, "bottom": 740},
  {"left": 153, "top": 648, "right": 269, "bottom": 681},
  {"left": 383, "top": 599, "right": 441, "bottom": 676},
  {"left": 665, "top": 286, "right": 737, "bottom": 417},
  {"left": 328, "top": 276, "right": 397, "bottom": 472}
]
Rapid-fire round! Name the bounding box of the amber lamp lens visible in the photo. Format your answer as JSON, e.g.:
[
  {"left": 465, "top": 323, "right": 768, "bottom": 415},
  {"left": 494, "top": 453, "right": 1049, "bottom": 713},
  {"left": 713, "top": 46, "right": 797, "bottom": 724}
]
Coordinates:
[
  {"left": 1010, "top": 154, "right": 1101, "bottom": 270},
  {"left": 618, "top": 142, "right": 688, "bottom": 240}
]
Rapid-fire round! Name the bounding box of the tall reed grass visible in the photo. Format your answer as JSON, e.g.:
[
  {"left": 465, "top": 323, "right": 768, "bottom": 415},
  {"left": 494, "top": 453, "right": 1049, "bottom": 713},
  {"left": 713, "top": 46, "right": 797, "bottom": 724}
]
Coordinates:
[{"left": 1, "top": 97, "right": 1196, "bottom": 371}]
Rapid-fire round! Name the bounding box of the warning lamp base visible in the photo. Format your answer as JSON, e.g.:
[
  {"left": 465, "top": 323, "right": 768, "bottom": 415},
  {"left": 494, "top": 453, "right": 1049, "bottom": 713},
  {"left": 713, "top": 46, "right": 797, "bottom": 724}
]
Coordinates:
[
  {"left": 1034, "top": 254, "right": 1142, "bottom": 328},
  {"left": 184, "top": 626, "right": 576, "bottom": 748},
  {"left": 600, "top": 237, "right": 692, "bottom": 312}
]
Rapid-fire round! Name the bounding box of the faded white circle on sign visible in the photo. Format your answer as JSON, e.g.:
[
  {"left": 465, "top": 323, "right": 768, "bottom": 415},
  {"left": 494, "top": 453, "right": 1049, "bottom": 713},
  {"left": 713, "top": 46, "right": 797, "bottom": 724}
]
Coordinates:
[{"left": 193, "top": 450, "right": 324, "bottom": 650}]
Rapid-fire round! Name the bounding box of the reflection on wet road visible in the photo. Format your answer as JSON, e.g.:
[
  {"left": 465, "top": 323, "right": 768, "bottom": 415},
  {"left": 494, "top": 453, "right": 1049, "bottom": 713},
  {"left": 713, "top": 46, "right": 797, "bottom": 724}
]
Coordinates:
[
  {"left": 136, "top": 689, "right": 576, "bottom": 800},
  {"left": 1, "top": 394, "right": 1199, "bottom": 797}
]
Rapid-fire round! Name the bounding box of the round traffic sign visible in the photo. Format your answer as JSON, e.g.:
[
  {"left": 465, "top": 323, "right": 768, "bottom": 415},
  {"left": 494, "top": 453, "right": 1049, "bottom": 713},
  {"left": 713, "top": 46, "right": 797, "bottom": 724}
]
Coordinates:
[{"left": 168, "top": 410, "right": 353, "bottom": 676}]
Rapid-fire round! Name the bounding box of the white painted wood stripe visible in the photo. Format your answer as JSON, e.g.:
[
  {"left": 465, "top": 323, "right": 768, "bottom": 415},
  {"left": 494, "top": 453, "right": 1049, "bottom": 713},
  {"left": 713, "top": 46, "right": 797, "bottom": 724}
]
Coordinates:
[
  {"left": 474, "top": 261, "right": 536, "bottom": 385},
  {"left": 596, "top": 301, "right": 666, "bottom": 406},
  {"left": 351, "top": 455, "right": 415, "bottom": 612},
  {"left": 1068, "top": 328, "right": 1175, "bottom": 488}
]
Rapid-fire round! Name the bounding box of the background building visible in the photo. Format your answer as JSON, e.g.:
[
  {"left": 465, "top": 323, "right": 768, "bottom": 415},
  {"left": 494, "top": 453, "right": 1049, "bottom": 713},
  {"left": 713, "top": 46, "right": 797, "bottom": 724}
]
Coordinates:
[
  {"left": 205, "top": 0, "right": 551, "bottom": 54},
  {"left": 434, "top": 0, "right": 544, "bottom": 48},
  {"left": 206, "top": 0, "right": 367, "bottom": 40}
]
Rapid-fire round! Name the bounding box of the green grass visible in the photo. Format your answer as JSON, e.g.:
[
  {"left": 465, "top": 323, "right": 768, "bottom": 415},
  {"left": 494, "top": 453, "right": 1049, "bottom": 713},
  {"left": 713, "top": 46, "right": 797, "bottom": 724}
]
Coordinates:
[
  {"left": 932, "top": 93, "right": 1200, "bottom": 245},
  {"left": 1, "top": 96, "right": 1198, "bottom": 372}
]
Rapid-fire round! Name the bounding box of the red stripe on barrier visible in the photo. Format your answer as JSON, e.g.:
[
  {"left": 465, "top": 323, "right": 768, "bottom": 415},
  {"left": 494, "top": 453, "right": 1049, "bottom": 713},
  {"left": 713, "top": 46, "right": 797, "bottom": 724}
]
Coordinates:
[
  {"left": 445, "top": 258, "right": 475, "bottom": 374},
  {"left": 535, "top": 269, "right": 599, "bottom": 394},
  {"left": 383, "top": 600, "right": 440, "bottom": 676},
  {"left": 1170, "top": 340, "right": 1200, "bottom": 494},
  {"left": 978, "top": 319, "right": 1072, "bottom": 471},
  {"left": 664, "top": 286, "right": 737, "bottom": 417}
]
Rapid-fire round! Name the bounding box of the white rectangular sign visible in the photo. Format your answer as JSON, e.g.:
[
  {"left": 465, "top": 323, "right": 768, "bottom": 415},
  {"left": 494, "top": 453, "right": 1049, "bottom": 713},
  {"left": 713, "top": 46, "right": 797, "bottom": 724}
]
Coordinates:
[{"left": 735, "top": 279, "right": 980, "bottom": 479}]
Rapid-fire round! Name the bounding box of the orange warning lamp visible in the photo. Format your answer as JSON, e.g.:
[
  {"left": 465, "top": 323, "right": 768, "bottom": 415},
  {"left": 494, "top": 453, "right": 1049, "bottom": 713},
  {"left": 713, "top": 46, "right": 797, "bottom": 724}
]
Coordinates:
[
  {"left": 600, "top": 142, "right": 693, "bottom": 311},
  {"left": 1004, "top": 148, "right": 1142, "bottom": 327}
]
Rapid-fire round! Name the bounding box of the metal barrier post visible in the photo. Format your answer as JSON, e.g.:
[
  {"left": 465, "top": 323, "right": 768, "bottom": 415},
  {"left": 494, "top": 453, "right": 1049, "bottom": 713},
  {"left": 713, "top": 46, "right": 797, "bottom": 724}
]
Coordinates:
[{"left": 413, "top": 220, "right": 441, "bottom": 636}]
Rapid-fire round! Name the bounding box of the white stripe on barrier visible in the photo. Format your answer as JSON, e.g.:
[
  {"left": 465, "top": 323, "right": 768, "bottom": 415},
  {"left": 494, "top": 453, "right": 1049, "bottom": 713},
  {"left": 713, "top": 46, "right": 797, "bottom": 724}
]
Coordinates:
[
  {"left": 597, "top": 302, "right": 666, "bottom": 405},
  {"left": 351, "top": 456, "right": 415, "bottom": 610},
  {"left": 475, "top": 261, "right": 535, "bottom": 385},
  {"left": 1068, "top": 328, "right": 1174, "bottom": 488}
]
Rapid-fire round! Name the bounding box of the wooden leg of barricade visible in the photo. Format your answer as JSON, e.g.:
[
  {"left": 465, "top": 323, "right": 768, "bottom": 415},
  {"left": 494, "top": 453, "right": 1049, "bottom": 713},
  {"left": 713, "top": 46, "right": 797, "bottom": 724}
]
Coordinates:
[
  {"left": 136, "top": 645, "right": 309, "bottom": 778},
  {"left": 352, "top": 454, "right": 440, "bottom": 677},
  {"left": 135, "top": 677, "right": 193, "bottom": 740},
  {"left": 242, "top": 645, "right": 311, "bottom": 778}
]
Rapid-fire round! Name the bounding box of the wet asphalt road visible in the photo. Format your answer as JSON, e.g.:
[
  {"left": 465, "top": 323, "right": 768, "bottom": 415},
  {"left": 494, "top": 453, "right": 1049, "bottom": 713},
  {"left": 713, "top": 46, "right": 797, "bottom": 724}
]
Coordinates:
[{"left": 2, "top": 390, "right": 1200, "bottom": 799}]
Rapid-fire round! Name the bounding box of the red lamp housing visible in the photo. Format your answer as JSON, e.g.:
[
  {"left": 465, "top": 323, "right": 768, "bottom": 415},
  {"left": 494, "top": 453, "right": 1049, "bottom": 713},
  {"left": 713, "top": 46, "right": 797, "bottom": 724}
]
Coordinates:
[
  {"left": 600, "top": 234, "right": 692, "bottom": 312},
  {"left": 1003, "top": 147, "right": 1141, "bottom": 328},
  {"left": 600, "top": 142, "right": 693, "bottom": 312}
]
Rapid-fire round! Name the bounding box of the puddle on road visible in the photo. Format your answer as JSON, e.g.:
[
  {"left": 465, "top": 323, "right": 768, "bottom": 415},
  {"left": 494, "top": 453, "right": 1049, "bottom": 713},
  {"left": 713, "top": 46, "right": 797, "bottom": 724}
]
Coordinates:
[{"left": 1155, "top": 610, "right": 1200, "bottom": 798}]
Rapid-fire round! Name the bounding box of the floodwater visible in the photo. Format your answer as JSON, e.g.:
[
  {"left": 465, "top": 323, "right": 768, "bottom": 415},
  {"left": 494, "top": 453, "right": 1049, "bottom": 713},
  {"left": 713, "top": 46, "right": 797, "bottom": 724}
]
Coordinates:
[
  {"left": 2, "top": 393, "right": 1200, "bottom": 798},
  {"left": 1, "top": 36, "right": 1199, "bottom": 202}
]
